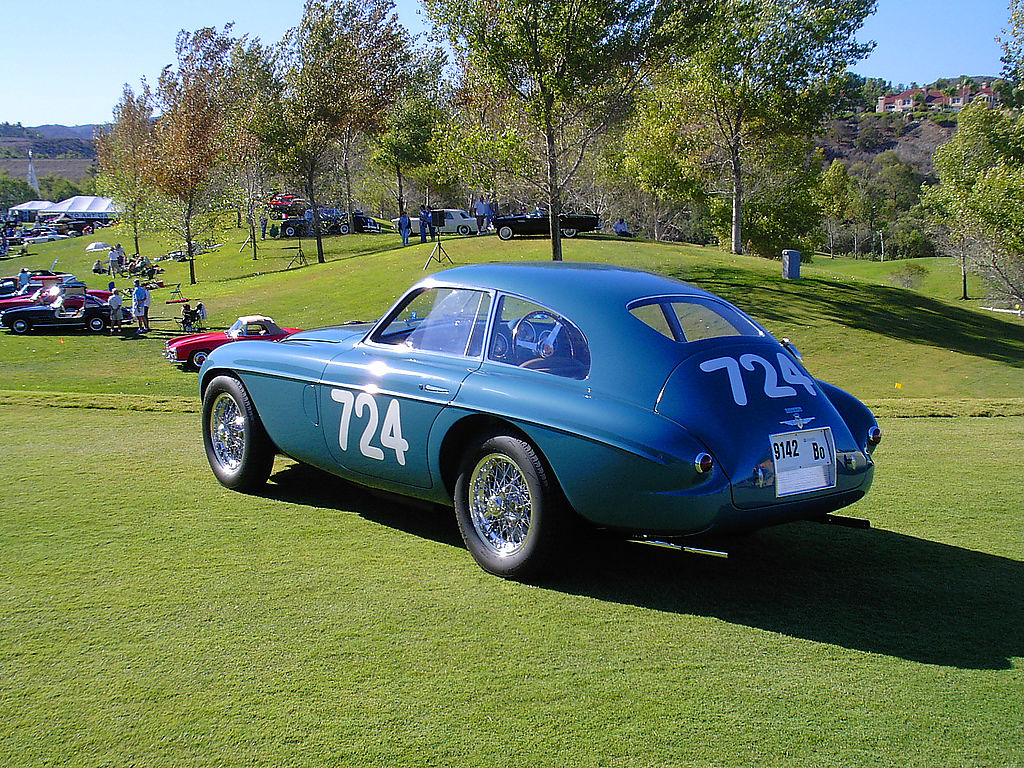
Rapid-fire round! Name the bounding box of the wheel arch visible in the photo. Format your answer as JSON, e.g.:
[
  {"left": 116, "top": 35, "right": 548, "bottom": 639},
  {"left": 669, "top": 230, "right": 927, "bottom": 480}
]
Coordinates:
[{"left": 437, "top": 413, "right": 559, "bottom": 503}]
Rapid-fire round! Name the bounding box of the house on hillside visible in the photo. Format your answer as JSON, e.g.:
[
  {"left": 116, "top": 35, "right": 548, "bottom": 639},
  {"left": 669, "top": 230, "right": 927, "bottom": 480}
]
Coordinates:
[{"left": 876, "top": 81, "right": 999, "bottom": 112}]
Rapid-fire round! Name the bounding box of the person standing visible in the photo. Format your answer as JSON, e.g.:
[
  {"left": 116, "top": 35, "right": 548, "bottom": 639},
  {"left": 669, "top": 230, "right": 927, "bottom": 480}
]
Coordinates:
[
  {"left": 486, "top": 197, "right": 497, "bottom": 231},
  {"left": 18, "top": 267, "right": 30, "bottom": 290},
  {"left": 474, "top": 196, "right": 487, "bottom": 234},
  {"left": 260, "top": 215, "right": 268, "bottom": 240},
  {"left": 132, "top": 279, "right": 150, "bottom": 333},
  {"left": 399, "top": 211, "right": 411, "bottom": 246},
  {"left": 419, "top": 206, "right": 429, "bottom": 243},
  {"left": 107, "top": 247, "right": 118, "bottom": 275},
  {"left": 107, "top": 289, "right": 123, "bottom": 335}
]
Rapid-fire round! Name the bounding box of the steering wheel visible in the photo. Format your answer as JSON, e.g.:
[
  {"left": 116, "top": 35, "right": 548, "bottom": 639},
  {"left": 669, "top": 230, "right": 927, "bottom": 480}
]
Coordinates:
[{"left": 511, "top": 311, "right": 564, "bottom": 362}]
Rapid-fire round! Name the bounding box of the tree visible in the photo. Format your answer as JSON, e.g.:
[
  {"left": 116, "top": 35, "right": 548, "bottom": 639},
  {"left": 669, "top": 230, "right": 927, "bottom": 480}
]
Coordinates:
[
  {"left": 0, "top": 171, "right": 35, "bottom": 210},
  {"left": 927, "top": 101, "right": 1024, "bottom": 306},
  {"left": 225, "top": 39, "right": 277, "bottom": 261},
  {"left": 260, "top": 0, "right": 409, "bottom": 263},
  {"left": 999, "top": 0, "right": 1024, "bottom": 107},
  {"left": 150, "top": 26, "right": 236, "bottom": 285},
  {"left": 96, "top": 83, "right": 155, "bottom": 256},
  {"left": 372, "top": 46, "right": 447, "bottom": 216},
  {"left": 817, "top": 160, "right": 851, "bottom": 257},
  {"left": 643, "top": 0, "right": 875, "bottom": 254},
  {"left": 427, "top": 0, "right": 676, "bottom": 260}
]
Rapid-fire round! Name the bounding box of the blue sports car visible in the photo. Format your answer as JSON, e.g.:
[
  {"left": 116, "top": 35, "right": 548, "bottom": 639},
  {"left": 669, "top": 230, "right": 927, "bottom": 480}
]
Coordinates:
[{"left": 199, "top": 263, "right": 880, "bottom": 579}]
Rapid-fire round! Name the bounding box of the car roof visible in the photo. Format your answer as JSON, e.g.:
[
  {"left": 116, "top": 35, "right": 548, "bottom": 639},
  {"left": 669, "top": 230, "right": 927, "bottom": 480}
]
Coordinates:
[
  {"left": 425, "top": 262, "right": 715, "bottom": 313},
  {"left": 237, "top": 315, "right": 275, "bottom": 324}
]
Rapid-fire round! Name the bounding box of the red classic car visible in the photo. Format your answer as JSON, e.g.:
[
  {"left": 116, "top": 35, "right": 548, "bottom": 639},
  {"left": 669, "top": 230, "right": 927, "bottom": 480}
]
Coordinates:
[
  {"left": 165, "top": 315, "right": 302, "bottom": 370},
  {"left": 0, "top": 285, "right": 112, "bottom": 312}
]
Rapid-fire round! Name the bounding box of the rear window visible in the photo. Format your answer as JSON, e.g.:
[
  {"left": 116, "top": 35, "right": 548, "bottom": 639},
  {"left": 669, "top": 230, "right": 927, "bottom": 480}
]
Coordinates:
[{"left": 629, "top": 298, "right": 762, "bottom": 343}]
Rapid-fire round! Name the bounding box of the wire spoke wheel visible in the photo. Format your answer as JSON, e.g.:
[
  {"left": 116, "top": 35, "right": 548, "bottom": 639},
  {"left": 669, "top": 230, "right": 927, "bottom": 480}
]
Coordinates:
[
  {"left": 469, "top": 453, "right": 535, "bottom": 556},
  {"left": 209, "top": 392, "right": 247, "bottom": 471},
  {"left": 455, "top": 433, "right": 569, "bottom": 579},
  {"left": 201, "top": 375, "right": 275, "bottom": 492}
]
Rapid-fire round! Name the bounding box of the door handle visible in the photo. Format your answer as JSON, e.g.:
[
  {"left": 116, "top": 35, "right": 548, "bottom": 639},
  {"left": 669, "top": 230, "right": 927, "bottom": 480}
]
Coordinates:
[{"left": 420, "top": 384, "right": 450, "bottom": 394}]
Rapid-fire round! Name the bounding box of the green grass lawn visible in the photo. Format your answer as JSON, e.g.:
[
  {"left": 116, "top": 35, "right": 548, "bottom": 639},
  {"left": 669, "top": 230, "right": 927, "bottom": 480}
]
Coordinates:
[
  {"left": 4, "top": 227, "right": 1022, "bottom": 401},
  {"left": 0, "top": 405, "right": 1020, "bottom": 767},
  {"left": 1, "top": 227, "right": 1021, "bottom": 766}
]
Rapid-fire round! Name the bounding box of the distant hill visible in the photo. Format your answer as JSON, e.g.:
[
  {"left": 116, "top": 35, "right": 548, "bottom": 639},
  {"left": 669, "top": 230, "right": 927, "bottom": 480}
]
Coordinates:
[
  {"left": 818, "top": 113, "right": 956, "bottom": 178},
  {"left": 31, "top": 124, "right": 102, "bottom": 140},
  {"left": 0, "top": 124, "right": 97, "bottom": 166}
]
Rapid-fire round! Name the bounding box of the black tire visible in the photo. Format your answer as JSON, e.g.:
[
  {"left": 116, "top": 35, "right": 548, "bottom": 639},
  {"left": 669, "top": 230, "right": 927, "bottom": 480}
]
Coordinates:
[
  {"left": 87, "top": 315, "right": 107, "bottom": 333},
  {"left": 457, "top": 225, "right": 471, "bottom": 235},
  {"left": 454, "top": 432, "right": 568, "bottom": 580},
  {"left": 11, "top": 318, "right": 31, "bottom": 334},
  {"left": 338, "top": 222, "right": 351, "bottom": 235},
  {"left": 498, "top": 226, "right": 514, "bottom": 241},
  {"left": 562, "top": 228, "right": 578, "bottom": 238},
  {"left": 187, "top": 349, "right": 211, "bottom": 371},
  {"left": 202, "top": 375, "right": 276, "bottom": 492},
  {"left": 283, "top": 225, "right": 297, "bottom": 237}
]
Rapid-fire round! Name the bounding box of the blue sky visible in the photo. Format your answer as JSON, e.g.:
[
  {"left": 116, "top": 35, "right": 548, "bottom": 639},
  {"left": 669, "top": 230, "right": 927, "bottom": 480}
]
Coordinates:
[{"left": 0, "top": 0, "right": 1011, "bottom": 127}]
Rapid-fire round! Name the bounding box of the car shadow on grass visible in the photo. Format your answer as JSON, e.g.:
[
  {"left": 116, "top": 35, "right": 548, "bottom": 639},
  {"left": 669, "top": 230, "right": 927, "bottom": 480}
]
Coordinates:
[
  {"left": 261, "top": 461, "right": 462, "bottom": 549},
  {"left": 256, "top": 461, "right": 1022, "bottom": 671},
  {"left": 547, "top": 522, "right": 1024, "bottom": 671}
]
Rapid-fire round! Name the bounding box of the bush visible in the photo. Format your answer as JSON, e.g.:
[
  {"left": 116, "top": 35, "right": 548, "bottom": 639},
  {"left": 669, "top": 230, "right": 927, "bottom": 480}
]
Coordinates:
[{"left": 889, "top": 261, "right": 928, "bottom": 289}]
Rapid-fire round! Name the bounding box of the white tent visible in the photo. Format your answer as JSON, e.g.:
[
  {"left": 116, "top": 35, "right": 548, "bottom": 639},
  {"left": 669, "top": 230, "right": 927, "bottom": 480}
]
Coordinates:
[
  {"left": 85, "top": 241, "right": 112, "bottom": 252},
  {"left": 8, "top": 200, "right": 53, "bottom": 220},
  {"left": 39, "top": 196, "right": 119, "bottom": 220}
]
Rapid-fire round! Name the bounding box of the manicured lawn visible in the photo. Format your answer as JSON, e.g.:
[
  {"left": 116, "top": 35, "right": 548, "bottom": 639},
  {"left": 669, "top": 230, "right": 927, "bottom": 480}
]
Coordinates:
[
  {"left": 1, "top": 227, "right": 1021, "bottom": 766},
  {"left": 0, "top": 404, "right": 1020, "bottom": 767}
]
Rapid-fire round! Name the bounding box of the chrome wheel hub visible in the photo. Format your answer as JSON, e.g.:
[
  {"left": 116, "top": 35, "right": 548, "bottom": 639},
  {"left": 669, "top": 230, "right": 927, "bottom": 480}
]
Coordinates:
[
  {"left": 210, "top": 392, "right": 246, "bottom": 470},
  {"left": 468, "top": 453, "right": 534, "bottom": 556}
]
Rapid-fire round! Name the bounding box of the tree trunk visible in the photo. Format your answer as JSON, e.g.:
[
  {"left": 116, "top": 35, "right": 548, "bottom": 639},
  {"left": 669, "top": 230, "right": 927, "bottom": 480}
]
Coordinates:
[
  {"left": 183, "top": 197, "right": 197, "bottom": 285},
  {"left": 396, "top": 162, "right": 406, "bottom": 216},
  {"left": 307, "top": 169, "right": 325, "bottom": 264},
  {"left": 730, "top": 146, "right": 743, "bottom": 255},
  {"left": 132, "top": 210, "right": 141, "bottom": 256},
  {"left": 544, "top": 112, "right": 562, "bottom": 262},
  {"left": 961, "top": 260, "right": 969, "bottom": 300}
]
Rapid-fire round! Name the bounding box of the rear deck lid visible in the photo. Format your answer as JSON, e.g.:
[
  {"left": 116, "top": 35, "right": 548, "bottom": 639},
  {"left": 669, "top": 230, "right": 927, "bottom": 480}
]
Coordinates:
[{"left": 655, "top": 337, "right": 865, "bottom": 509}]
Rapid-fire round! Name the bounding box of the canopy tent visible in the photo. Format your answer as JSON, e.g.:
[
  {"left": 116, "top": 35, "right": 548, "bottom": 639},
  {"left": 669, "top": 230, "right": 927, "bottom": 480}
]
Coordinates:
[
  {"left": 38, "top": 196, "right": 119, "bottom": 220},
  {"left": 8, "top": 200, "right": 53, "bottom": 222}
]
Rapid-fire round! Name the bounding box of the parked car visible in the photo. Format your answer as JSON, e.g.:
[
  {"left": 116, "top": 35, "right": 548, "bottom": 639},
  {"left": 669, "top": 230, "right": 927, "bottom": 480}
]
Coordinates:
[
  {"left": 1, "top": 294, "right": 112, "bottom": 334},
  {"left": 197, "top": 263, "right": 881, "bottom": 580},
  {"left": 392, "top": 209, "right": 479, "bottom": 236},
  {"left": 0, "top": 272, "right": 78, "bottom": 298},
  {"left": 279, "top": 213, "right": 380, "bottom": 237},
  {"left": 23, "top": 229, "right": 71, "bottom": 244},
  {"left": 0, "top": 285, "right": 112, "bottom": 312},
  {"left": 493, "top": 212, "right": 601, "bottom": 240},
  {"left": 166, "top": 315, "right": 302, "bottom": 370},
  {"left": 268, "top": 194, "right": 308, "bottom": 218}
]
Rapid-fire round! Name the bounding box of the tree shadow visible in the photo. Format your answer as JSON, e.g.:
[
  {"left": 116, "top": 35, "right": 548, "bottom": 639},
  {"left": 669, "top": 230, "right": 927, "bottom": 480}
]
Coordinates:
[
  {"left": 660, "top": 263, "right": 1024, "bottom": 369},
  {"left": 259, "top": 463, "right": 1023, "bottom": 670}
]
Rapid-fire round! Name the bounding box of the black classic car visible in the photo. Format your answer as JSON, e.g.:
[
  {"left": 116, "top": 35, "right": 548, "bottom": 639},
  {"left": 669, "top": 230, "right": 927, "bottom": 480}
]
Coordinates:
[
  {"left": 494, "top": 212, "right": 601, "bottom": 240},
  {"left": 1, "top": 294, "right": 113, "bottom": 334}
]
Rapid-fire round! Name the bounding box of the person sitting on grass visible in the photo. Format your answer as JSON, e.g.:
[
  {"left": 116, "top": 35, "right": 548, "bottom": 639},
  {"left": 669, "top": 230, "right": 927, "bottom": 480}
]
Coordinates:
[{"left": 613, "top": 218, "right": 634, "bottom": 237}]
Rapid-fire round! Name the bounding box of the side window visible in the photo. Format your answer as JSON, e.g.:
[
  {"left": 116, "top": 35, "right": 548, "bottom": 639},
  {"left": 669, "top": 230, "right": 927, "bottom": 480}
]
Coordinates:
[
  {"left": 488, "top": 295, "right": 590, "bottom": 379},
  {"left": 372, "top": 287, "right": 491, "bottom": 356}
]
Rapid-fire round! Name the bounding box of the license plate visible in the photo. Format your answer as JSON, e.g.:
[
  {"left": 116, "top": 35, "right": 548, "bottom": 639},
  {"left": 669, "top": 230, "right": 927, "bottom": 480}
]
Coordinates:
[{"left": 770, "top": 427, "right": 836, "bottom": 497}]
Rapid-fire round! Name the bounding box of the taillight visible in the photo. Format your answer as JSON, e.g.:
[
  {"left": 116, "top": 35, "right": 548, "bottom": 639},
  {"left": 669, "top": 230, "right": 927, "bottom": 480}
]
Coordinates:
[{"left": 694, "top": 452, "right": 714, "bottom": 474}]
